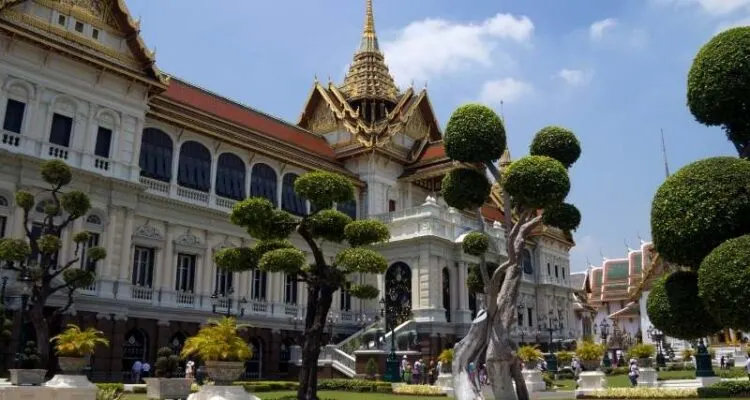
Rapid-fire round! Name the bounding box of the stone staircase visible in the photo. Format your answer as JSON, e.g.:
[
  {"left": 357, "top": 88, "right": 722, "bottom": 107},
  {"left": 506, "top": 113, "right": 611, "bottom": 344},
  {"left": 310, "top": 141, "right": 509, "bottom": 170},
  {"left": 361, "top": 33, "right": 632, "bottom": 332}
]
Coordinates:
[{"left": 318, "top": 319, "right": 418, "bottom": 378}]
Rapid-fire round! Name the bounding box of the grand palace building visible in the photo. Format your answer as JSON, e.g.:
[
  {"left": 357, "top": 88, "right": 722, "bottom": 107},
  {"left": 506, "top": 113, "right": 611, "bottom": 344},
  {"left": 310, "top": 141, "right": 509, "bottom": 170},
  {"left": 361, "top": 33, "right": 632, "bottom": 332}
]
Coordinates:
[{"left": 0, "top": 0, "right": 577, "bottom": 380}]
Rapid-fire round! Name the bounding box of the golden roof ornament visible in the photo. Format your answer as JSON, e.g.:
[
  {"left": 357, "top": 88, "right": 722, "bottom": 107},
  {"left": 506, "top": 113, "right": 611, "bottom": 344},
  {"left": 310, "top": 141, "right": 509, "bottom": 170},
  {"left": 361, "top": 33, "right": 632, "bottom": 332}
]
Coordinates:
[{"left": 340, "top": 0, "right": 399, "bottom": 104}]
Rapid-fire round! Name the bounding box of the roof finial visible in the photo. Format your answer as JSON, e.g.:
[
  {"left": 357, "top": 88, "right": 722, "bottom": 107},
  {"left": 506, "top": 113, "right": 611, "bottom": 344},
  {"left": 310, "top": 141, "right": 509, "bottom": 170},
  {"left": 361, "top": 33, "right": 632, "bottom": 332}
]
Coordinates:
[
  {"left": 660, "top": 128, "right": 670, "bottom": 178},
  {"left": 359, "top": 0, "right": 379, "bottom": 52},
  {"left": 314, "top": 74, "right": 318, "bottom": 83}
]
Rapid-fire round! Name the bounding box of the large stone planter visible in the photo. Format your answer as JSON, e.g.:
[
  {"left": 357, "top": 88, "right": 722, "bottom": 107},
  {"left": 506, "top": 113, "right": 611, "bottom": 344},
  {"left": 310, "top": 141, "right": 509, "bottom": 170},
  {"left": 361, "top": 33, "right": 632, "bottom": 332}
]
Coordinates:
[
  {"left": 581, "top": 359, "right": 600, "bottom": 371},
  {"left": 144, "top": 378, "right": 192, "bottom": 400},
  {"left": 523, "top": 359, "right": 539, "bottom": 370},
  {"left": 637, "top": 357, "right": 653, "bottom": 368},
  {"left": 58, "top": 357, "right": 88, "bottom": 375},
  {"left": 204, "top": 361, "right": 244, "bottom": 386},
  {"left": 9, "top": 369, "right": 47, "bottom": 386}
]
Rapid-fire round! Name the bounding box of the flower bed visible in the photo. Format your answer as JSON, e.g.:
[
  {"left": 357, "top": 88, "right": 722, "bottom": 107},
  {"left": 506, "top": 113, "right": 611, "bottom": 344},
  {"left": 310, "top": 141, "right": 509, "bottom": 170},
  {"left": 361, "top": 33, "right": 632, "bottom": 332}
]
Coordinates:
[
  {"left": 237, "top": 379, "right": 393, "bottom": 393},
  {"left": 392, "top": 384, "right": 447, "bottom": 397},
  {"left": 577, "top": 381, "right": 750, "bottom": 399}
]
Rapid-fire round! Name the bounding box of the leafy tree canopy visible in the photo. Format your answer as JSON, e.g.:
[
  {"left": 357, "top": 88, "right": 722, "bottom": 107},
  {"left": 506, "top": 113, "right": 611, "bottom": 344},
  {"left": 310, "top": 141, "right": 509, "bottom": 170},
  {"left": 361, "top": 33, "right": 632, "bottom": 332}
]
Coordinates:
[
  {"left": 542, "top": 203, "right": 581, "bottom": 232},
  {"left": 688, "top": 27, "right": 750, "bottom": 156},
  {"left": 646, "top": 270, "right": 721, "bottom": 340},
  {"left": 294, "top": 171, "right": 354, "bottom": 210},
  {"left": 698, "top": 234, "right": 750, "bottom": 330},
  {"left": 503, "top": 156, "right": 570, "bottom": 209},
  {"left": 444, "top": 104, "right": 506, "bottom": 163},
  {"left": 650, "top": 157, "right": 750, "bottom": 268},
  {"left": 530, "top": 126, "right": 582, "bottom": 168},
  {"left": 441, "top": 168, "right": 491, "bottom": 210}
]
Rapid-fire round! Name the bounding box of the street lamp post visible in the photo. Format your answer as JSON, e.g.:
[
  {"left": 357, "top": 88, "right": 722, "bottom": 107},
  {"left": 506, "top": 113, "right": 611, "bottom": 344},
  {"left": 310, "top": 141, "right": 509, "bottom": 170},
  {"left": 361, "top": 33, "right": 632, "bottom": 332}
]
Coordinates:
[
  {"left": 647, "top": 326, "right": 666, "bottom": 367},
  {"left": 381, "top": 293, "right": 400, "bottom": 382},
  {"left": 1, "top": 276, "right": 8, "bottom": 304},
  {"left": 594, "top": 319, "right": 611, "bottom": 368},
  {"left": 210, "top": 287, "right": 247, "bottom": 318},
  {"left": 327, "top": 313, "right": 339, "bottom": 344}
]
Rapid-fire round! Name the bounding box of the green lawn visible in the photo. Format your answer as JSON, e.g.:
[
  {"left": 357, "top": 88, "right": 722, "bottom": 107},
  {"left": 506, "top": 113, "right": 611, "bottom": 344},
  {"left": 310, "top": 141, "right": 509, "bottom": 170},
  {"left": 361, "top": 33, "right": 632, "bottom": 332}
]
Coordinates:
[{"left": 124, "top": 392, "right": 450, "bottom": 400}]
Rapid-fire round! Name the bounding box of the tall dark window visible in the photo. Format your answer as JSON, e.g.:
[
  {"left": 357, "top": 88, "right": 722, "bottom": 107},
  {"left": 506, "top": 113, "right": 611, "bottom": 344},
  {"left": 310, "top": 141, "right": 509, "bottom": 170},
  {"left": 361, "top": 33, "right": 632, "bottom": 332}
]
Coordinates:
[
  {"left": 94, "top": 127, "right": 112, "bottom": 158},
  {"left": 522, "top": 249, "right": 533, "bottom": 275},
  {"left": 518, "top": 311, "right": 523, "bottom": 326},
  {"left": 442, "top": 268, "right": 451, "bottom": 322},
  {"left": 527, "top": 308, "right": 533, "bottom": 327},
  {"left": 555, "top": 265, "right": 559, "bottom": 278},
  {"left": 562, "top": 267, "right": 566, "bottom": 279},
  {"left": 388, "top": 200, "right": 396, "bottom": 212},
  {"left": 339, "top": 286, "right": 351, "bottom": 311},
  {"left": 216, "top": 153, "right": 246, "bottom": 200},
  {"left": 139, "top": 128, "right": 173, "bottom": 182},
  {"left": 284, "top": 274, "right": 298, "bottom": 304},
  {"left": 252, "top": 270, "right": 267, "bottom": 300},
  {"left": 79, "top": 232, "right": 100, "bottom": 272},
  {"left": 178, "top": 141, "right": 211, "bottom": 192},
  {"left": 250, "top": 163, "right": 277, "bottom": 206},
  {"left": 175, "top": 254, "right": 196, "bottom": 292},
  {"left": 0, "top": 216, "right": 6, "bottom": 238},
  {"left": 547, "top": 263, "right": 551, "bottom": 276},
  {"left": 215, "top": 267, "right": 233, "bottom": 296},
  {"left": 30, "top": 223, "right": 43, "bottom": 263},
  {"left": 132, "top": 247, "right": 154, "bottom": 287},
  {"left": 49, "top": 114, "right": 73, "bottom": 147},
  {"left": 3, "top": 99, "right": 25, "bottom": 133},
  {"left": 337, "top": 200, "right": 357, "bottom": 219},
  {"left": 282, "top": 173, "right": 306, "bottom": 216}
]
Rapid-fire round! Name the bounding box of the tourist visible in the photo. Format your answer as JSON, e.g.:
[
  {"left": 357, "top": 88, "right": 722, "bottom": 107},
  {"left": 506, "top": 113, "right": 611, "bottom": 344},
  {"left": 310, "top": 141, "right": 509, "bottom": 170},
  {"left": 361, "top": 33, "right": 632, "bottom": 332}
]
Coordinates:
[
  {"left": 401, "top": 355, "right": 407, "bottom": 382},
  {"left": 745, "top": 357, "right": 750, "bottom": 380},
  {"left": 436, "top": 359, "right": 443, "bottom": 376},
  {"left": 141, "top": 361, "right": 151, "bottom": 379},
  {"left": 720, "top": 355, "right": 726, "bottom": 369},
  {"left": 420, "top": 358, "right": 427, "bottom": 384},
  {"left": 428, "top": 359, "right": 436, "bottom": 384},
  {"left": 479, "top": 364, "right": 488, "bottom": 385},
  {"left": 131, "top": 360, "right": 142, "bottom": 383},
  {"left": 468, "top": 361, "right": 477, "bottom": 386},
  {"left": 404, "top": 362, "right": 413, "bottom": 384},
  {"left": 185, "top": 360, "right": 195, "bottom": 381},
  {"left": 573, "top": 358, "right": 582, "bottom": 380},
  {"left": 413, "top": 359, "right": 421, "bottom": 384},
  {"left": 628, "top": 359, "right": 639, "bottom": 387}
]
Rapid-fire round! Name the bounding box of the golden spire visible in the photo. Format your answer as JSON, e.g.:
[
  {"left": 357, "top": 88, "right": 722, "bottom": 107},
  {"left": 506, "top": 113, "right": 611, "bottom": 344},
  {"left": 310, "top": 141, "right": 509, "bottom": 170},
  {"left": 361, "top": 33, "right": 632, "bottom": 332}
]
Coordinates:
[
  {"left": 360, "top": 0, "right": 379, "bottom": 52},
  {"left": 340, "top": 0, "right": 399, "bottom": 104}
]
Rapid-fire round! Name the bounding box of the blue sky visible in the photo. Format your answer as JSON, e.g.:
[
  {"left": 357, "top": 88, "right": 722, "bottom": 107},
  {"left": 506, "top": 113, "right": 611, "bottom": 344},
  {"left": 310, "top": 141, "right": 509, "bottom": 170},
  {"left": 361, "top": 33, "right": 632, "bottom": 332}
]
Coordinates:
[{"left": 126, "top": 0, "right": 746, "bottom": 272}]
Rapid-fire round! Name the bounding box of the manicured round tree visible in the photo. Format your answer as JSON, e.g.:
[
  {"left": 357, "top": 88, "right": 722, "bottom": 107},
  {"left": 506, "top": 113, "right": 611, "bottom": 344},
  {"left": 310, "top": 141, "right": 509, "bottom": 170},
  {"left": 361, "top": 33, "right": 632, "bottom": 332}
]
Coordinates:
[
  {"left": 698, "top": 234, "right": 750, "bottom": 330},
  {"left": 443, "top": 103, "right": 506, "bottom": 163},
  {"left": 215, "top": 170, "right": 389, "bottom": 400},
  {"left": 0, "top": 160, "right": 106, "bottom": 363},
  {"left": 530, "top": 126, "right": 581, "bottom": 168},
  {"left": 646, "top": 270, "right": 720, "bottom": 339},
  {"left": 650, "top": 157, "right": 750, "bottom": 268},
  {"left": 440, "top": 103, "right": 582, "bottom": 400},
  {"left": 687, "top": 27, "right": 750, "bottom": 158}
]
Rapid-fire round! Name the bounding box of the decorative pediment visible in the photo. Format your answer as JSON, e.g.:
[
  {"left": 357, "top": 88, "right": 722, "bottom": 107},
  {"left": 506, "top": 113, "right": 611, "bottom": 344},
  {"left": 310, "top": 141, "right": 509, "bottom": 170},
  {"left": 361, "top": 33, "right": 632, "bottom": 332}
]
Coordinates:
[
  {"left": 175, "top": 231, "right": 201, "bottom": 247},
  {"left": 212, "top": 237, "right": 238, "bottom": 252},
  {"left": 133, "top": 221, "right": 163, "bottom": 241},
  {"left": 308, "top": 102, "right": 339, "bottom": 134}
]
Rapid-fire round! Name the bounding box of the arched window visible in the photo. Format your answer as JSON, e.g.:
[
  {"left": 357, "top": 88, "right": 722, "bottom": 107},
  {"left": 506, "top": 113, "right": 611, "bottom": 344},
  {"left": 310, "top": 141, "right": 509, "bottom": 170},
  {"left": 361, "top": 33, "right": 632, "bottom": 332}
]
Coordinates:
[
  {"left": 122, "top": 329, "right": 149, "bottom": 374},
  {"left": 340, "top": 285, "right": 352, "bottom": 311},
  {"left": 250, "top": 163, "right": 277, "bottom": 206},
  {"left": 216, "top": 153, "right": 246, "bottom": 200},
  {"left": 244, "top": 338, "right": 263, "bottom": 379},
  {"left": 139, "top": 128, "right": 173, "bottom": 182},
  {"left": 337, "top": 199, "right": 357, "bottom": 219},
  {"left": 178, "top": 141, "right": 211, "bottom": 192},
  {"left": 0, "top": 195, "right": 8, "bottom": 207},
  {"left": 252, "top": 270, "right": 267, "bottom": 301},
  {"left": 215, "top": 267, "right": 233, "bottom": 296},
  {"left": 522, "top": 249, "right": 534, "bottom": 275},
  {"left": 281, "top": 173, "right": 306, "bottom": 216}
]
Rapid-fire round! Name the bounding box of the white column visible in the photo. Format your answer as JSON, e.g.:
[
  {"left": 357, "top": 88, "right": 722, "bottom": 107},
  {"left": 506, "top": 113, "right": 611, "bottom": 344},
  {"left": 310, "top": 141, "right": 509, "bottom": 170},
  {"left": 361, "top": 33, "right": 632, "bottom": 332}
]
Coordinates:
[
  {"left": 104, "top": 207, "right": 118, "bottom": 279},
  {"left": 119, "top": 209, "right": 135, "bottom": 281},
  {"left": 198, "top": 239, "right": 212, "bottom": 296},
  {"left": 157, "top": 222, "right": 173, "bottom": 290}
]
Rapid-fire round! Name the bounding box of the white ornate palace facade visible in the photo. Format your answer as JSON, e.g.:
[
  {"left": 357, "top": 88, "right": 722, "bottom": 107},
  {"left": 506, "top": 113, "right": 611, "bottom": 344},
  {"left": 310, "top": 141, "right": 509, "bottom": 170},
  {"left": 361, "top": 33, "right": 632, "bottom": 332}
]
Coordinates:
[{"left": 0, "top": 0, "right": 577, "bottom": 379}]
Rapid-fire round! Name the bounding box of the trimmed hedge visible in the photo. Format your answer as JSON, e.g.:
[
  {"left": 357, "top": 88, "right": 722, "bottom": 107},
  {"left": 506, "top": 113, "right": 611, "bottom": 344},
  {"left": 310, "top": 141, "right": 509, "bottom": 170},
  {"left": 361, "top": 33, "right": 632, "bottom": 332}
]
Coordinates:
[
  {"left": 698, "top": 234, "right": 750, "bottom": 330},
  {"left": 444, "top": 103, "right": 506, "bottom": 163},
  {"left": 529, "top": 126, "right": 581, "bottom": 168},
  {"left": 698, "top": 380, "right": 750, "bottom": 398},
  {"left": 95, "top": 383, "right": 124, "bottom": 393},
  {"left": 238, "top": 379, "right": 392, "bottom": 393}
]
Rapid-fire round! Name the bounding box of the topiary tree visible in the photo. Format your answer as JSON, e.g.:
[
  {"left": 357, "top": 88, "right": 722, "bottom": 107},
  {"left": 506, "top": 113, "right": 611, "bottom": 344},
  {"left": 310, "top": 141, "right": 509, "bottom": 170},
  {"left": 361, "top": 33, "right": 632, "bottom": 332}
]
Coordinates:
[
  {"left": 687, "top": 27, "right": 750, "bottom": 159},
  {"left": 215, "top": 170, "right": 389, "bottom": 400},
  {"left": 154, "top": 347, "right": 181, "bottom": 378},
  {"left": 649, "top": 156, "right": 750, "bottom": 339},
  {"left": 442, "top": 103, "right": 581, "bottom": 400},
  {"left": 0, "top": 160, "right": 106, "bottom": 363}
]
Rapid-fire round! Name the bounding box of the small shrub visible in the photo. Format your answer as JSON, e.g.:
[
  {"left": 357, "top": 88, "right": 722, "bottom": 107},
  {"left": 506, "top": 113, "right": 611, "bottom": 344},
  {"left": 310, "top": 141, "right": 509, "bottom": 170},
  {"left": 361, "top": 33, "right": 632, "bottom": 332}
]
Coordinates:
[
  {"left": 154, "top": 347, "right": 181, "bottom": 378},
  {"left": 96, "top": 387, "right": 123, "bottom": 400},
  {"left": 95, "top": 383, "right": 124, "bottom": 393},
  {"left": 576, "top": 340, "right": 605, "bottom": 361},
  {"left": 392, "top": 384, "right": 446, "bottom": 396},
  {"left": 365, "top": 358, "right": 378, "bottom": 379},
  {"left": 556, "top": 351, "right": 574, "bottom": 366},
  {"left": 518, "top": 345, "right": 543, "bottom": 362},
  {"left": 681, "top": 348, "right": 694, "bottom": 360},
  {"left": 629, "top": 343, "right": 656, "bottom": 359},
  {"left": 16, "top": 341, "right": 42, "bottom": 369}
]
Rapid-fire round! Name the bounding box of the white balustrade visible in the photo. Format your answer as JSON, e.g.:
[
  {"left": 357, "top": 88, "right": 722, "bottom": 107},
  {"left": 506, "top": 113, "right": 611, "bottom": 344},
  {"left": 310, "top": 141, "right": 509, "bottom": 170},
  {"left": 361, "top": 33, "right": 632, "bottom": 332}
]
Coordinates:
[
  {"left": 139, "top": 176, "right": 170, "bottom": 194},
  {"left": 176, "top": 291, "right": 196, "bottom": 306},
  {"left": 215, "top": 196, "right": 237, "bottom": 209},
  {"left": 175, "top": 186, "right": 210, "bottom": 205},
  {"left": 93, "top": 156, "right": 110, "bottom": 172},
  {"left": 1, "top": 131, "right": 21, "bottom": 148},
  {"left": 130, "top": 285, "right": 154, "bottom": 302}
]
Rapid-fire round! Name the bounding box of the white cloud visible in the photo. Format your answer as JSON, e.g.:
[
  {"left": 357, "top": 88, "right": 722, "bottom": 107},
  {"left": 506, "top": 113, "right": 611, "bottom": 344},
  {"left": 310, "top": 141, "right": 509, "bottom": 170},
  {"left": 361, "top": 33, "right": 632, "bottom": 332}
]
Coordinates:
[
  {"left": 569, "top": 235, "right": 598, "bottom": 272},
  {"left": 478, "top": 78, "right": 533, "bottom": 104},
  {"left": 659, "top": 0, "right": 750, "bottom": 15},
  {"left": 589, "top": 18, "right": 617, "bottom": 41},
  {"left": 557, "top": 69, "right": 593, "bottom": 86},
  {"left": 381, "top": 13, "right": 534, "bottom": 86}
]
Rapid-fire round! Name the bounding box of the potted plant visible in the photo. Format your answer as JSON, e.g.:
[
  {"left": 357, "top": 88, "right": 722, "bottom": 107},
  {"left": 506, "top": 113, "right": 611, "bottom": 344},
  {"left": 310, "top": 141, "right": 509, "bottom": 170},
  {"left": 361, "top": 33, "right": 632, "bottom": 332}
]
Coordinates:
[
  {"left": 628, "top": 343, "right": 656, "bottom": 368},
  {"left": 180, "top": 317, "right": 252, "bottom": 385},
  {"left": 365, "top": 358, "right": 378, "bottom": 381},
  {"left": 438, "top": 348, "right": 453, "bottom": 374},
  {"left": 681, "top": 348, "right": 695, "bottom": 361},
  {"left": 144, "top": 347, "right": 192, "bottom": 400},
  {"left": 556, "top": 351, "right": 575, "bottom": 367},
  {"left": 518, "top": 345, "right": 544, "bottom": 370},
  {"left": 51, "top": 324, "right": 109, "bottom": 374},
  {"left": 9, "top": 341, "right": 46, "bottom": 385},
  {"left": 575, "top": 340, "right": 605, "bottom": 371}
]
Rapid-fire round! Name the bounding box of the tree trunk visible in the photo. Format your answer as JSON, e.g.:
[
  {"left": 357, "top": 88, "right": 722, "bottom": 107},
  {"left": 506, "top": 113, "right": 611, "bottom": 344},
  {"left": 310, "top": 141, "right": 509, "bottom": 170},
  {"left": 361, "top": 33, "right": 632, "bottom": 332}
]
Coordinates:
[
  {"left": 452, "top": 310, "right": 489, "bottom": 400},
  {"left": 29, "top": 304, "right": 50, "bottom": 365},
  {"left": 297, "top": 284, "right": 333, "bottom": 400}
]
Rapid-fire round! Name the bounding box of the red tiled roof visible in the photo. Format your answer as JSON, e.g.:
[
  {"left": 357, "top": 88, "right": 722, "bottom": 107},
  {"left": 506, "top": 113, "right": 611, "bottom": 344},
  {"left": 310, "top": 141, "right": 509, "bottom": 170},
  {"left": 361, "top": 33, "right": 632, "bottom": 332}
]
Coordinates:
[
  {"left": 162, "top": 79, "right": 336, "bottom": 159},
  {"left": 418, "top": 142, "right": 447, "bottom": 163},
  {"left": 481, "top": 204, "right": 504, "bottom": 222}
]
